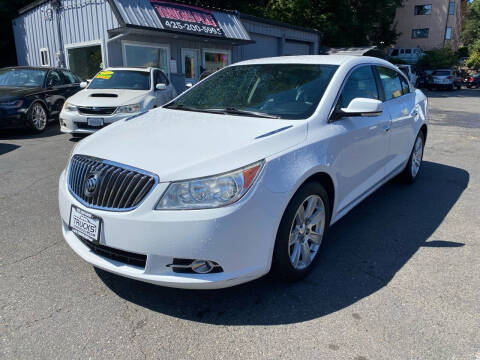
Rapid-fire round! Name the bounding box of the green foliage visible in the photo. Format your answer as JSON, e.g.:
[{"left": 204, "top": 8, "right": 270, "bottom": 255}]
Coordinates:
[
  {"left": 416, "top": 46, "right": 458, "bottom": 69},
  {"left": 466, "top": 51, "right": 480, "bottom": 70},
  {"left": 195, "top": 0, "right": 403, "bottom": 47},
  {"left": 455, "top": 46, "right": 470, "bottom": 58},
  {"left": 462, "top": 0, "right": 480, "bottom": 53},
  {"left": 387, "top": 57, "right": 407, "bottom": 64}
]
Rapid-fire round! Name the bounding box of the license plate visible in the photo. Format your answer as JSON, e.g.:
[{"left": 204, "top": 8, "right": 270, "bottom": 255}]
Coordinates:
[
  {"left": 69, "top": 205, "right": 101, "bottom": 243},
  {"left": 87, "top": 117, "right": 104, "bottom": 127}
]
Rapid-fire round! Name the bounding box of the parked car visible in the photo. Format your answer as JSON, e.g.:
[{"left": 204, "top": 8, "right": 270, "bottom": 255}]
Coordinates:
[
  {"left": 59, "top": 55, "right": 428, "bottom": 289},
  {"left": 388, "top": 48, "right": 424, "bottom": 64},
  {"left": 397, "top": 64, "right": 418, "bottom": 87},
  {"left": 60, "top": 67, "right": 177, "bottom": 136},
  {"left": 0, "top": 66, "right": 83, "bottom": 132},
  {"left": 465, "top": 73, "right": 480, "bottom": 88},
  {"left": 427, "top": 69, "right": 462, "bottom": 90}
]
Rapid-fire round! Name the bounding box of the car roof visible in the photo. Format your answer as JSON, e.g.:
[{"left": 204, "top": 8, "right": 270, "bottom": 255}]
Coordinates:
[
  {"left": 234, "top": 55, "right": 393, "bottom": 68},
  {"left": 104, "top": 67, "right": 154, "bottom": 73},
  {"left": 0, "top": 66, "right": 70, "bottom": 71}
]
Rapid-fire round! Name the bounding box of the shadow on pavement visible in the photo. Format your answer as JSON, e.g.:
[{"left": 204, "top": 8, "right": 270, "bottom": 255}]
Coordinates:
[
  {"left": 0, "top": 143, "right": 20, "bottom": 156},
  {"left": 0, "top": 122, "right": 61, "bottom": 140},
  {"left": 96, "top": 161, "right": 469, "bottom": 325}
]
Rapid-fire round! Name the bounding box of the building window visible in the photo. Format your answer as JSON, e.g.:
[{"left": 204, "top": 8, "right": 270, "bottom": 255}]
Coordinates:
[
  {"left": 448, "top": 2, "right": 455, "bottom": 15},
  {"left": 203, "top": 49, "right": 230, "bottom": 72},
  {"left": 445, "top": 27, "right": 452, "bottom": 40},
  {"left": 412, "top": 28, "right": 429, "bottom": 38},
  {"left": 123, "top": 43, "right": 169, "bottom": 75},
  {"left": 414, "top": 4, "right": 432, "bottom": 15},
  {"left": 40, "top": 48, "right": 49, "bottom": 66}
]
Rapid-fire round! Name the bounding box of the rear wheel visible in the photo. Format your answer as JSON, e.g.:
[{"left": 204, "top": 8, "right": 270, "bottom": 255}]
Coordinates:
[
  {"left": 27, "top": 102, "right": 48, "bottom": 133},
  {"left": 399, "top": 131, "right": 425, "bottom": 184},
  {"left": 272, "top": 182, "right": 330, "bottom": 282}
]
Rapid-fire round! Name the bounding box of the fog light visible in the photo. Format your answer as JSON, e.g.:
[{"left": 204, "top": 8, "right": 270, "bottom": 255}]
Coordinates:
[{"left": 191, "top": 260, "right": 215, "bottom": 274}]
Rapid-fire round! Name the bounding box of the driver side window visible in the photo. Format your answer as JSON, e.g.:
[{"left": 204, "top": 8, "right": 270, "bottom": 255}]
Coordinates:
[
  {"left": 337, "top": 66, "right": 379, "bottom": 109},
  {"left": 46, "top": 70, "right": 62, "bottom": 87}
]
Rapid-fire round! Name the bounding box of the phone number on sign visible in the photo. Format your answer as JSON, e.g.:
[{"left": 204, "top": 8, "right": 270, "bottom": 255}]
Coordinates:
[{"left": 164, "top": 21, "right": 223, "bottom": 35}]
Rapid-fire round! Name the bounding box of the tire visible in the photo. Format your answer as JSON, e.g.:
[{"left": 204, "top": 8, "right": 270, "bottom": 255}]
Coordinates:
[
  {"left": 271, "top": 182, "right": 331, "bottom": 282},
  {"left": 27, "top": 102, "right": 48, "bottom": 133},
  {"left": 399, "top": 131, "right": 425, "bottom": 184},
  {"left": 448, "top": 84, "right": 454, "bottom": 91}
]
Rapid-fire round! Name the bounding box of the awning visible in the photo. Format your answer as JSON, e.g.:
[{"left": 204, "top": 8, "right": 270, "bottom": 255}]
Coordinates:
[{"left": 109, "top": 0, "right": 252, "bottom": 44}]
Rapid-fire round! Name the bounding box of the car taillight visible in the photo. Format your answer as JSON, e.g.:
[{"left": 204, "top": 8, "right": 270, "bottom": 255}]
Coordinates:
[
  {"left": 469, "top": 77, "right": 475, "bottom": 82},
  {"left": 447, "top": 76, "right": 453, "bottom": 80}
]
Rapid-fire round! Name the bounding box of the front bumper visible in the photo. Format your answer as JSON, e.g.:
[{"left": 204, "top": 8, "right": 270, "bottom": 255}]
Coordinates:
[
  {"left": 0, "top": 109, "right": 26, "bottom": 129},
  {"left": 58, "top": 167, "right": 285, "bottom": 289},
  {"left": 59, "top": 110, "right": 133, "bottom": 135}
]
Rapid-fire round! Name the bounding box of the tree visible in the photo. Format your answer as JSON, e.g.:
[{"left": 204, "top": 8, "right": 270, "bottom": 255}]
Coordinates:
[
  {"left": 416, "top": 46, "right": 458, "bottom": 69},
  {"left": 461, "top": 0, "right": 480, "bottom": 71},
  {"left": 465, "top": 51, "right": 480, "bottom": 70}
]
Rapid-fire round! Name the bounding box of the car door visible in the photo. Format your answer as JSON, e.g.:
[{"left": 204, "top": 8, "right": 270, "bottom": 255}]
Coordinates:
[
  {"left": 60, "top": 70, "right": 82, "bottom": 99},
  {"left": 44, "top": 69, "right": 66, "bottom": 118},
  {"left": 376, "top": 66, "right": 417, "bottom": 175},
  {"left": 329, "top": 65, "right": 391, "bottom": 213},
  {"left": 153, "top": 70, "right": 173, "bottom": 106}
]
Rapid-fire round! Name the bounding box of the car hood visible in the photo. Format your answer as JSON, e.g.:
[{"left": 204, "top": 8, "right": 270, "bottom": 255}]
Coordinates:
[
  {"left": 73, "top": 108, "right": 307, "bottom": 181},
  {"left": 0, "top": 86, "right": 43, "bottom": 101},
  {"left": 68, "top": 89, "right": 149, "bottom": 107}
]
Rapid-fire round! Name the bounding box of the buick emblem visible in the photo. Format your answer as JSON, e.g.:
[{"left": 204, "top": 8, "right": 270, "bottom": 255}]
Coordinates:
[{"left": 84, "top": 172, "right": 99, "bottom": 197}]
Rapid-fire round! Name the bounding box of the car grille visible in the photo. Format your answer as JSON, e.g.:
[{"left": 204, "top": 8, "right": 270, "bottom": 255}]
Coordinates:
[
  {"left": 77, "top": 106, "right": 117, "bottom": 115},
  {"left": 78, "top": 237, "right": 147, "bottom": 268},
  {"left": 68, "top": 155, "right": 158, "bottom": 211}
]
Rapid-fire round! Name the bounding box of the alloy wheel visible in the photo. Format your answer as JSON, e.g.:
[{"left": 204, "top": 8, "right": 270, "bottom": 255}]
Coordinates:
[
  {"left": 411, "top": 136, "right": 423, "bottom": 178},
  {"left": 31, "top": 104, "right": 47, "bottom": 130},
  {"left": 288, "top": 195, "right": 325, "bottom": 270}
]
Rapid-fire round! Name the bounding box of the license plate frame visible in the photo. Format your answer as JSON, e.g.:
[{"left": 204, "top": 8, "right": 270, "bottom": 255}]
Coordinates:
[
  {"left": 87, "top": 117, "right": 104, "bottom": 127},
  {"left": 69, "top": 205, "right": 102, "bottom": 243}
]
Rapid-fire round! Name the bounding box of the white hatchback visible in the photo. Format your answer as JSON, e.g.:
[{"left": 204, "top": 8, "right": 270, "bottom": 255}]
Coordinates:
[
  {"left": 58, "top": 55, "right": 428, "bottom": 289},
  {"left": 59, "top": 67, "right": 176, "bottom": 136}
]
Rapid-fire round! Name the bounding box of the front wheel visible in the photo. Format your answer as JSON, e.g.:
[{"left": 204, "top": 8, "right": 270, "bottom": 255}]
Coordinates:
[
  {"left": 271, "top": 182, "right": 330, "bottom": 282},
  {"left": 399, "top": 131, "right": 425, "bottom": 184},
  {"left": 27, "top": 102, "right": 48, "bottom": 133}
]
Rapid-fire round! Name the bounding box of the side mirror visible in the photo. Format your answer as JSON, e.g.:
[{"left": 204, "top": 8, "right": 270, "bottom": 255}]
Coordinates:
[
  {"left": 156, "top": 83, "right": 167, "bottom": 91},
  {"left": 185, "top": 82, "right": 193, "bottom": 89},
  {"left": 332, "top": 98, "right": 383, "bottom": 120},
  {"left": 80, "top": 82, "right": 88, "bottom": 88}
]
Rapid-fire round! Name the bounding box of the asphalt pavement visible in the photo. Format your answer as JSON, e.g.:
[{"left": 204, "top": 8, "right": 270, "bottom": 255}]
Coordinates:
[{"left": 1, "top": 88, "right": 479, "bottom": 360}]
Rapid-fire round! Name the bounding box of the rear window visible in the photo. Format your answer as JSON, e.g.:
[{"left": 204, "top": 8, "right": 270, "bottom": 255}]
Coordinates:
[{"left": 432, "top": 71, "right": 451, "bottom": 76}]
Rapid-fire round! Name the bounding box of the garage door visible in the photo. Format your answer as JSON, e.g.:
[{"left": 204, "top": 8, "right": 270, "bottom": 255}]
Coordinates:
[
  {"left": 284, "top": 40, "right": 311, "bottom": 56},
  {"left": 242, "top": 33, "right": 279, "bottom": 60}
]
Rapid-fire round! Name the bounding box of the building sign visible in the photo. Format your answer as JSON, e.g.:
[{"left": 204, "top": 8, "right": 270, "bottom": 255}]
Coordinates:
[{"left": 150, "top": 1, "right": 225, "bottom": 37}]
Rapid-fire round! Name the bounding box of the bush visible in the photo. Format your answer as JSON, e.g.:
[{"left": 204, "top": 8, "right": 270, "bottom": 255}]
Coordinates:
[
  {"left": 466, "top": 51, "right": 480, "bottom": 70},
  {"left": 416, "top": 46, "right": 458, "bottom": 69}
]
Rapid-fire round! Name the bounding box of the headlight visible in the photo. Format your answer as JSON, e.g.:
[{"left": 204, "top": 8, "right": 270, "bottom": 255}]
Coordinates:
[
  {"left": 63, "top": 102, "right": 77, "bottom": 112},
  {"left": 117, "top": 103, "right": 141, "bottom": 114},
  {"left": 0, "top": 100, "right": 23, "bottom": 108},
  {"left": 156, "top": 160, "right": 265, "bottom": 210}
]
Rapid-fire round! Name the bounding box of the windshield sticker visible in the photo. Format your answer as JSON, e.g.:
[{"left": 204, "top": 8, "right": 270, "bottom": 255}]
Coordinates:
[{"left": 96, "top": 71, "right": 114, "bottom": 80}]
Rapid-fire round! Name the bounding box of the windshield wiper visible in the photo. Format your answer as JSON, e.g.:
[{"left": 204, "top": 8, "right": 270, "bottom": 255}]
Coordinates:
[
  {"left": 214, "top": 107, "right": 280, "bottom": 119},
  {"left": 163, "top": 103, "right": 224, "bottom": 115}
]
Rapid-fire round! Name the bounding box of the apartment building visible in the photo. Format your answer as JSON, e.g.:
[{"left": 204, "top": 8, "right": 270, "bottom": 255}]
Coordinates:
[{"left": 394, "top": 0, "right": 467, "bottom": 51}]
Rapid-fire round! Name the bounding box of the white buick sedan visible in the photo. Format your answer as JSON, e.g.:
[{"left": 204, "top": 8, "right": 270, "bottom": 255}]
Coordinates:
[{"left": 58, "top": 56, "right": 428, "bottom": 289}]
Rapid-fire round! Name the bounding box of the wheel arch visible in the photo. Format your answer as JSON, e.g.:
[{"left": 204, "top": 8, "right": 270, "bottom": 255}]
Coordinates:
[
  {"left": 298, "top": 172, "right": 335, "bottom": 220},
  {"left": 27, "top": 98, "right": 49, "bottom": 116},
  {"left": 420, "top": 123, "right": 427, "bottom": 141}
]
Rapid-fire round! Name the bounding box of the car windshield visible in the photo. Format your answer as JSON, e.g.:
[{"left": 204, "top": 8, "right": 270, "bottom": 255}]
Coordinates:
[
  {"left": 166, "top": 64, "right": 338, "bottom": 119},
  {"left": 0, "top": 68, "right": 47, "bottom": 87},
  {"left": 433, "top": 71, "right": 451, "bottom": 76},
  {"left": 88, "top": 70, "right": 151, "bottom": 90}
]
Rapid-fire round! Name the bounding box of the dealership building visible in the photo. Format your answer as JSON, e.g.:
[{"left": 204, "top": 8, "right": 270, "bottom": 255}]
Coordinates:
[{"left": 13, "top": 0, "right": 321, "bottom": 92}]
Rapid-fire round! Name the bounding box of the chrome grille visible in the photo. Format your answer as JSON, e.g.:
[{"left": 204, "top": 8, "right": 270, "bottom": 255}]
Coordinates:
[
  {"left": 68, "top": 155, "right": 158, "bottom": 211},
  {"left": 77, "top": 106, "right": 117, "bottom": 115}
]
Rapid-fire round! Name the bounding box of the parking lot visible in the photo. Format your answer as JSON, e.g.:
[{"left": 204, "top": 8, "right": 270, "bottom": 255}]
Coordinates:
[{"left": 1, "top": 89, "right": 479, "bottom": 360}]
